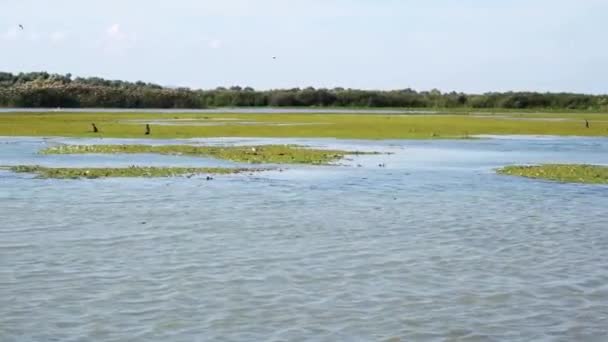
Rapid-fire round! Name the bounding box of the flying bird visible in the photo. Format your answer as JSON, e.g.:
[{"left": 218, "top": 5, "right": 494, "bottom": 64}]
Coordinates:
[
  {"left": 272, "top": 56, "right": 277, "bottom": 60},
  {"left": 18, "top": 24, "right": 24, "bottom": 30}
]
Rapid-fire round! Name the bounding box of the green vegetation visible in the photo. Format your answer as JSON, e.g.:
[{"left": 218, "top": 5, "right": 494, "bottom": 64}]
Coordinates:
[
  {"left": 497, "top": 164, "right": 608, "bottom": 184},
  {"left": 8, "top": 165, "right": 262, "bottom": 179},
  {"left": 1, "top": 112, "right": 607, "bottom": 139},
  {"left": 41, "top": 144, "right": 361, "bottom": 165},
  {"left": 1, "top": 72, "right": 608, "bottom": 110}
]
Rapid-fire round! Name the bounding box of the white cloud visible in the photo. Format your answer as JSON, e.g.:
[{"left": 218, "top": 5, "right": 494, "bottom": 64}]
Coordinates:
[
  {"left": 101, "top": 23, "right": 137, "bottom": 55},
  {"left": 107, "top": 23, "right": 120, "bottom": 36},
  {"left": 105, "top": 23, "right": 137, "bottom": 42},
  {"left": 50, "top": 31, "right": 68, "bottom": 43},
  {"left": 28, "top": 32, "right": 41, "bottom": 42},
  {"left": 2, "top": 27, "right": 19, "bottom": 41},
  {"left": 2, "top": 27, "right": 69, "bottom": 44},
  {"left": 207, "top": 39, "right": 222, "bottom": 49}
]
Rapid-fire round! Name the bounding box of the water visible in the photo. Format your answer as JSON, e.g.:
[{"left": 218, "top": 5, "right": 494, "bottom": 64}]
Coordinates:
[{"left": 1, "top": 136, "right": 608, "bottom": 341}]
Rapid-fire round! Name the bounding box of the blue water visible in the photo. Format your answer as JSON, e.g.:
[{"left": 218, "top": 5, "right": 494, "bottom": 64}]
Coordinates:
[{"left": 1, "top": 136, "right": 607, "bottom": 341}]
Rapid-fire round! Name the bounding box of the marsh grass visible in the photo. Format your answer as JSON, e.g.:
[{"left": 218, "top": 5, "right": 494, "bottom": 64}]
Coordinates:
[
  {"left": 497, "top": 164, "right": 608, "bottom": 184},
  {"left": 41, "top": 144, "right": 368, "bottom": 165},
  {"left": 0, "top": 112, "right": 607, "bottom": 139},
  {"left": 9, "top": 165, "right": 264, "bottom": 179}
]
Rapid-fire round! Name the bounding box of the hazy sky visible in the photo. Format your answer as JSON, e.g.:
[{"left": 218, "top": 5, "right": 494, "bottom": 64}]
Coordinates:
[{"left": 1, "top": 0, "right": 607, "bottom": 93}]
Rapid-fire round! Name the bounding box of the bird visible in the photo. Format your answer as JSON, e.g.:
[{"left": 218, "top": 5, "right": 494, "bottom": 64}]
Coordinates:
[
  {"left": 585, "top": 119, "right": 590, "bottom": 128},
  {"left": 145, "top": 124, "right": 151, "bottom": 135},
  {"left": 18, "top": 24, "right": 24, "bottom": 30},
  {"left": 272, "top": 56, "right": 277, "bottom": 60},
  {"left": 91, "top": 123, "right": 99, "bottom": 133}
]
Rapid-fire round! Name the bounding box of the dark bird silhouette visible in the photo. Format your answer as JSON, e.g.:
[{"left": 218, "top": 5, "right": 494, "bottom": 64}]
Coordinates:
[
  {"left": 91, "top": 123, "right": 99, "bottom": 133},
  {"left": 272, "top": 56, "right": 277, "bottom": 60},
  {"left": 18, "top": 24, "right": 24, "bottom": 30},
  {"left": 585, "top": 119, "right": 590, "bottom": 128},
  {"left": 145, "top": 124, "right": 151, "bottom": 135}
]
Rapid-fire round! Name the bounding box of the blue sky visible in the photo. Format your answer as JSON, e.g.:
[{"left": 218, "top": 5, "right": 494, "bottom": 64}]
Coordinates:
[{"left": 1, "top": 0, "right": 607, "bottom": 93}]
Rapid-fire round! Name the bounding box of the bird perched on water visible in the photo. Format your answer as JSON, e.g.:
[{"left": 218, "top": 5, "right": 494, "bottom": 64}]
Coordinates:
[
  {"left": 91, "top": 123, "right": 99, "bottom": 133},
  {"left": 145, "top": 124, "right": 151, "bottom": 135}
]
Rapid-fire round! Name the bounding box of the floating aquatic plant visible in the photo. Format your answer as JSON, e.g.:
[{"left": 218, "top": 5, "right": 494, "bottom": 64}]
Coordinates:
[
  {"left": 497, "top": 164, "right": 608, "bottom": 184},
  {"left": 41, "top": 144, "right": 375, "bottom": 165},
  {"left": 9, "top": 165, "right": 267, "bottom": 179}
]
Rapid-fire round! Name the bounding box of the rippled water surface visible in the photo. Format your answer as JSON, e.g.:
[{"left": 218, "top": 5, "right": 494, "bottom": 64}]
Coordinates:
[{"left": 1, "top": 136, "right": 608, "bottom": 341}]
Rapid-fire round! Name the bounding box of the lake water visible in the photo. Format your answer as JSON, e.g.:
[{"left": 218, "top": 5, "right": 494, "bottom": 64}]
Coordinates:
[{"left": 1, "top": 136, "right": 608, "bottom": 341}]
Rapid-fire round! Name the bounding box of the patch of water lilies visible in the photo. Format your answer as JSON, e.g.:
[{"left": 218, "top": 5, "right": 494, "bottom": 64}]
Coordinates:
[
  {"left": 9, "top": 165, "right": 267, "bottom": 179},
  {"left": 497, "top": 164, "right": 608, "bottom": 184},
  {"left": 41, "top": 144, "right": 376, "bottom": 165}
]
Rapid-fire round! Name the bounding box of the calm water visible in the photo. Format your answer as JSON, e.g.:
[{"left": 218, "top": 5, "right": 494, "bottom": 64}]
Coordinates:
[{"left": 1, "top": 136, "right": 608, "bottom": 341}]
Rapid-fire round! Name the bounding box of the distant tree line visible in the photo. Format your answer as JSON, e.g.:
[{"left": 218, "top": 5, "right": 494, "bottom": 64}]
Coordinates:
[{"left": 1, "top": 71, "right": 607, "bottom": 110}]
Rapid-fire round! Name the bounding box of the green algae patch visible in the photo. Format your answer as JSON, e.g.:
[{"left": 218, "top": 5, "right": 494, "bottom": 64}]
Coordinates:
[
  {"left": 41, "top": 144, "right": 368, "bottom": 165},
  {"left": 9, "top": 165, "right": 264, "bottom": 179},
  {"left": 497, "top": 164, "right": 608, "bottom": 184}
]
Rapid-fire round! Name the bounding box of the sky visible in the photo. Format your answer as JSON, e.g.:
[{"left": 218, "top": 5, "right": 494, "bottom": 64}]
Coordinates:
[{"left": 1, "top": 0, "right": 607, "bottom": 93}]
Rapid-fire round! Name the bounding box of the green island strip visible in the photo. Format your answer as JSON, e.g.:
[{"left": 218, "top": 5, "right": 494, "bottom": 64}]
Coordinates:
[
  {"left": 41, "top": 144, "right": 371, "bottom": 165},
  {"left": 1, "top": 112, "right": 607, "bottom": 139},
  {"left": 8, "top": 165, "right": 266, "bottom": 179},
  {"left": 497, "top": 164, "right": 608, "bottom": 184}
]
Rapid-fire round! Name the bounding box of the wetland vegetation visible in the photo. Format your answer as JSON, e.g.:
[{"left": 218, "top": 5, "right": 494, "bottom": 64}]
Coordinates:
[
  {"left": 41, "top": 144, "right": 362, "bottom": 165},
  {"left": 1, "top": 111, "right": 607, "bottom": 139},
  {"left": 497, "top": 164, "right": 608, "bottom": 184},
  {"left": 7, "top": 165, "right": 262, "bottom": 179}
]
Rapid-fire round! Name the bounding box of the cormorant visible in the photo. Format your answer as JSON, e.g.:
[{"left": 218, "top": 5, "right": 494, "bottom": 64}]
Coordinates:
[
  {"left": 91, "top": 123, "right": 99, "bottom": 133},
  {"left": 145, "top": 124, "right": 151, "bottom": 135},
  {"left": 585, "top": 119, "right": 590, "bottom": 128}
]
